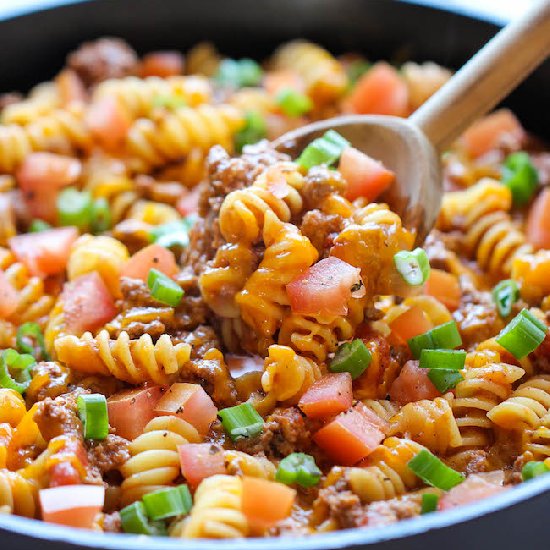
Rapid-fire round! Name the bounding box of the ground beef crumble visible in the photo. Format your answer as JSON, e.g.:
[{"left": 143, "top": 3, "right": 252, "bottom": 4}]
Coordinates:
[
  {"left": 87, "top": 434, "right": 130, "bottom": 476},
  {"left": 67, "top": 38, "right": 138, "bottom": 86}
]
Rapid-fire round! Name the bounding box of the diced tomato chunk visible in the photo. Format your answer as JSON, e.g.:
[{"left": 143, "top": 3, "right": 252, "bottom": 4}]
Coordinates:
[
  {"left": 439, "top": 472, "right": 505, "bottom": 511},
  {"left": 287, "top": 257, "right": 363, "bottom": 318},
  {"left": 298, "top": 373, "right": 353, "bottom": 418},
  {"left": 62, "top": 272, "right": 117, "bottom": 335},
  {"left": 527, "top": 188, "right": 550, "bottom": 250},
  {"left": 9, "top": 227, "right": 78, "bottom": 278},
  {"left": 313, "top": 403, "right": 387, "bottom": 465},
  {"left": 121, "top": 244, "right": 178, "bottom": 282},
  {"left": 340, "top": 147, "right": 395, "bottom": 202},
  {"left": 178, "top": 443, "right": 225, "bottom": 487},
  {"left": 49, "top": 461, "right": 82, "bottom": 487},
  {"left": 0, "top": 271, "right": 18, "bottom": 319},
  {"left": 424, "top": 269, "right": 461, "bottom": 311},
  {"left": 107, "top": 385, "right": 166, "bottom": 441},
  {"left": 140, "top": 51, "right": 184, "bottom": 77},
  {"left": 389, "top": 360, "right": 441, "bottom": 404},
  {"left": 17, "top": 153, "right": 81, "bottom": 223},
  {"left": 345, "top": 63, "right": 408, "bottom": 116},
  {"left": 389, "top": 305, "right": 433, "bottom": 346},
  {"left": 154, "top": 383, "right": 218, "bottom": 434},
  {"left": 176, "top": 187, "right": 200, "bottom": 216},
  {"left": 40, "top": 484, "right": 104, "bottom": 530},
  {"left": 460, "top": 110, "right": 524, "bottom": 159},
  {"left": 242, "top": 476, "right": 296, "bottom": 533},
  {"left": 86, "top": 96, "right": 131, "bottom": 150}
]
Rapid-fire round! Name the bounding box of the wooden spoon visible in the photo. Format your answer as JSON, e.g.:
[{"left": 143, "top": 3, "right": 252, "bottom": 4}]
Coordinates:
[{"left": 274, "top": 0, "right": 550, "bottom": 243}]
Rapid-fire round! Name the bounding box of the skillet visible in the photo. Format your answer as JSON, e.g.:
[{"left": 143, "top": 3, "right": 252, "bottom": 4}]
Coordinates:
[{"left": 0, "top": 1, "right": 549, "bottom": 548}]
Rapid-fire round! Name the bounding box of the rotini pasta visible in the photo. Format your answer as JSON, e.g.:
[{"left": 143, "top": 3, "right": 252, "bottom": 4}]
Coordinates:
[
  {"left": 54, "top": 330, "right": 191, "bottom": 384},
  {"left": 126, "top": 104, "right": 244, "bottom": 168},
  {"left": 257, "top": 344, "right": 322, "bottom": 413},
  {"left": 182, "top": 474, "right": 248, "bottom": 538},
  {"left": 346, "top": 438, "right": 425, "bottom": 503},
  {"left": 271, "top": 41, "right": 348, "bottom": 106},
  {"left": 121, "top": 416, "right": 200, "bottom": 505},
  {"left": 237, "top": 212, "right": 318, "bottom": 350},
  {"left": 389, "top": 397, "right": 462, "bottom": 454},
  {"left": 219, "top": 163, "right": 304, "bottom": 245}
]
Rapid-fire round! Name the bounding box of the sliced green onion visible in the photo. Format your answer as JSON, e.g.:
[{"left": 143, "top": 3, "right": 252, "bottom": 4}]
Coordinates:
[
  {"left": 408, "top": 449, "right": 464, "bottom": 490},
  {"left": 147, "top": 268, "right": 184, "bottom": 307},
  {"left": 330, "top": 339, "right": 372, "bottom": 380},
  {"left": 218, "top": 402, "right": 263, "bottom": 441},
  {"left": 142, "top": 485, "right": 192, "bottom": 520},
  {"left": 90, "top": 197, "right": 112, "bottom": 233},
  {"left": 346, "top": 59, "right": 371, "bottom": 84},
  {"left": 501, "top": 152, "right": 539, "bottom": 206},
  {"left": 394, "top": 248, "right": 430, "bottom": 286},
  {"left": 149, "top": 219, "right": 192, "bottom": 250},
  {"left": 29, "top": 219, "right": 51, "bottom": 233},
  {"left": 428, "top": 369, "right": 464, "bottom": 393},
  {"left": 120, "top": 501, "right": 167, "bottom": 536},
  {"left": 297, "top": 130, "right": 350, "bottom": 170},
  {"left": 57, "top": 187, "right": 93, "bottom": 229},
  {"left": 215, "top": 58, "right": 263, "bottom": 88},
  {"left": 408, "top": 321, "right": 462, "bottom": 359},
  {"left": 275, "top": 453, "right": 322, "bottom": 487},
  {"left": 492, "top": 279, "right": 519, "bottom": 318},
  {"left": 0, "top": 349, "right": 35, "bottom": 394},
  {"left": 419, "top": 349, "right": 466, "bottom": 371},
  {"left": 521, "top": 461, "right": 550, "bottom": 481},
  {"left": 152, "top": 94, "right": 187, "bottom": 110},
  {"left": 234, "top": 110, "right": 267, "bottom": 153},
  {"left": 77, "top": 394, "right": 109, "bottom": 440},
  {"left": 421, "top": 493, "right": 439, "bottom": 514},
  {"left": 275, "top": 88, "right": 313, "bottom": 117},
  {"left": 495, "top": 308, "right": 547, "bottom": 359},
  {"left": 16, "top": 322, "right": 48, "bottom": 360}
]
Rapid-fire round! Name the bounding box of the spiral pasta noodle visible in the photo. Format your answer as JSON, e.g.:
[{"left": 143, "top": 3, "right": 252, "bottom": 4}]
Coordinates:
[
  {"left": 271, "top": 41, "right": 348, "bottom": 106},
  {"left": 346, "top": 437, "right": 425, "bottom": 503},
  {"left": 94, "top": 75, "right": 212, "bottom": 119},
  {"left": 452, "top": 360, "right": 525, "bottom": 448},
  {"left": 488, "top": 375, "right": 550, "bottom": 431},
  {"left": 0, "top": 470, "right": 38, "bottom": 518},
  {"left": 278, "top": 295, "right": 366, "bottom": 362},
  {"left": 0, "top": 106, "right": 90, "bottom": 172},
  {"left": 389, "top": 397, "right": 462, "bottom": 454},
  {"left": 237, "top": 212, "right": 318, "bottom": 349},
  {"left": 200, "top": 243, "right": 259, "bottom": 319},
  {"left": 224, "top": 450, "right": 276, "bottom": 480},
  {"left": 439, "top": 179, "right": 532, "bottom": 277},
  {"left": 258, "top": 344, "right": 322, "bottom": 413},
  {"left": 2, "top": 258, "right": 56, "bottom": 326},
  {"left": 219, "top": 163, "right": 304, "bottom": 245},
  {"left": 182, "top": 474, "right": 248, "bottom": 539},
  {"left": 362, "top": 399, "right": 400, "bottom": 424},
  {"left": 185, "top": 42, "right": 221, "bottom": 77},
  {"left": 126, "top": 103, "right": 244, "bottom": 168},
  {"left": 54, "top": 330, "right": 192, "bottom": 384},
  {"left": 120, "top": 416, "right": 200, "bottom": 505},
  {"left": 2, "top": 82, "right": 59, "bottom": 126}
]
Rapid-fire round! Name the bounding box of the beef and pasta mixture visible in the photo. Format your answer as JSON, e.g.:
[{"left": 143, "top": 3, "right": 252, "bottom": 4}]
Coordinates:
[{"left": 1, "top": 37, "right": 550, "bottom": 538}]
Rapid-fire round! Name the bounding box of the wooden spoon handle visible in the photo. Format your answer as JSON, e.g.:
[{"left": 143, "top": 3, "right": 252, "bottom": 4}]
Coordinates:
[{"left": 410, "top": 0, "right": 550, "bottom": 152}]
